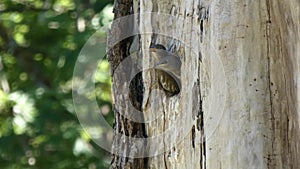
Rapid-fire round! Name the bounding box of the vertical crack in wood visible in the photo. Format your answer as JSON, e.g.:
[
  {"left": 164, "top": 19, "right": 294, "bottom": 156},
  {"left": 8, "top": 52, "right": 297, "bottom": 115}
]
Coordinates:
[
  {"left": 162, "top": 101, "right": 168, "bottom": 169},
  {"left": 265, "top": 0, "right": 276, "bottom": 168},
  {"left": 195, "top": 62, "right": 205, "bottom": 168},
  {"left": 192, "top": 125, "right": 196, "bottom": 148},
  {"left": 197, "top": 3, "right": 209, "bottom": 43},
  {"left": 199, "top": 78, "right": 206, "bottom": 169},
  {"left": 197, "top": 1, "right": 208, "bottom": 168}
]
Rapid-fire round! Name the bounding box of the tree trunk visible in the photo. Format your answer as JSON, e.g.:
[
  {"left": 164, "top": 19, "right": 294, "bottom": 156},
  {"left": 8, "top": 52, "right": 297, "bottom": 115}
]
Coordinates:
[{"left": 109, "top": 0, "right": 300, "bottom": 168}]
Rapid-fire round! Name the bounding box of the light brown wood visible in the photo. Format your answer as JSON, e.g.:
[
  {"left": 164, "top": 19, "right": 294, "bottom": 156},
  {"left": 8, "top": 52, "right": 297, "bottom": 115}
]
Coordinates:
[{"left": 110, "top": 0, "right": 300, "bottom": 168}]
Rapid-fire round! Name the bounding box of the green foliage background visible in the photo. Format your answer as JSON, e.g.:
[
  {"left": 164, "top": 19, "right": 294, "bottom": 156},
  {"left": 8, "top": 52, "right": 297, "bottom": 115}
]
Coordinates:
[{"left": 0, "top": 0, "right": 114, "bottom": 168}]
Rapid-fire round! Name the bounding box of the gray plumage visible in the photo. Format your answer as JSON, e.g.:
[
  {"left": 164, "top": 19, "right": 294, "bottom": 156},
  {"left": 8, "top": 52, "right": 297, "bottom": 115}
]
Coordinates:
[{"left": 150, "top": 45, "right": 181, "bottom": 96}]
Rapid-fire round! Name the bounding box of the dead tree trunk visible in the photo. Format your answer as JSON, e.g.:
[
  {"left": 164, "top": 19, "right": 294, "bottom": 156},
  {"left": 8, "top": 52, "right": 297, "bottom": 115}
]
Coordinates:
[{"left": 108, "top": 0, "right": 300, "bottom": 168}]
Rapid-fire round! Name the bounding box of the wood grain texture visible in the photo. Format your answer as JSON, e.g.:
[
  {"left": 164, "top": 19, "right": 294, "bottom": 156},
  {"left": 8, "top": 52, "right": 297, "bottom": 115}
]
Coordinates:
[{"left": 110, "top": 0, "right": 300, "bottom": 168}]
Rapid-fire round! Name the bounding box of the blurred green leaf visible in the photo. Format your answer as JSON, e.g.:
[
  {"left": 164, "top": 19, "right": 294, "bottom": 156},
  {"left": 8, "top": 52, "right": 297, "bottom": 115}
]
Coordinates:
[{"left": 0, "top": 0, "right": 113, "bottom": 168}]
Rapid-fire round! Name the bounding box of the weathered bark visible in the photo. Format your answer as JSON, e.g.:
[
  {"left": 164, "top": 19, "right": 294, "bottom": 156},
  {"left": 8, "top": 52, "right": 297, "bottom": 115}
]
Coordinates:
[
  {"left": 108, "top": 0, "right": 147, "bottom": 168},
  {"left": 109, "top": 0, "right": 300, "bottom": 168},
  {"left": 203, "top": 1, "right": 300, "bottom": 168}
]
